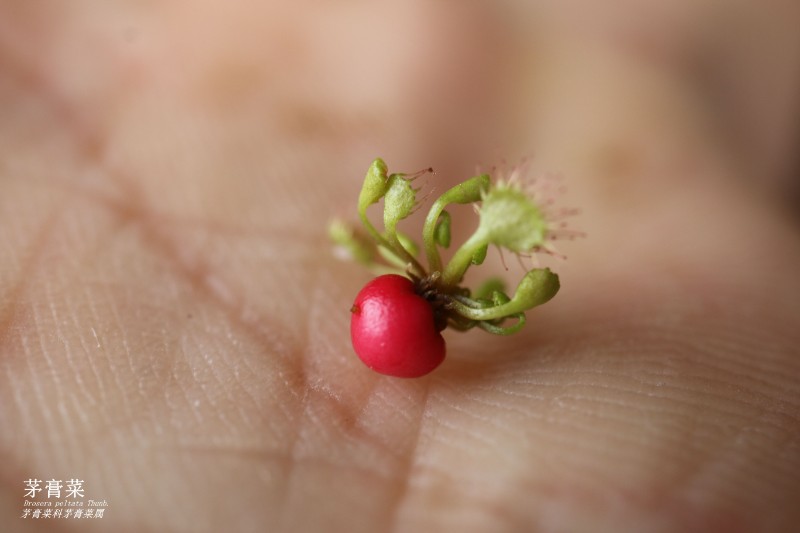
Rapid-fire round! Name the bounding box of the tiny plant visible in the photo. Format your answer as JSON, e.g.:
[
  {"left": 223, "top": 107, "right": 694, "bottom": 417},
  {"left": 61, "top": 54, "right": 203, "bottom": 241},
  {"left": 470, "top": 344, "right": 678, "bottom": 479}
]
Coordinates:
[{"left": 331, "top": 158, "right": 582, "bottom": 378}]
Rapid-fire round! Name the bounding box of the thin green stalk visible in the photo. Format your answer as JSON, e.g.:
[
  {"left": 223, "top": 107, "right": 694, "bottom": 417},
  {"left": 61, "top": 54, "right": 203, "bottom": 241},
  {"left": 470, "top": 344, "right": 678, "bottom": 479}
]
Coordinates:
[
  {"left": 422, "top": 198, "right": 448, "bottom": 273},
  {"left": 358, "top": 210, "right": 391, "bottom": 253},
  {"left": 477, "top": 314, "right": 526, "bottom": 335},
  {"left": 422, "top": 174, "right": 490, "bottom": 275},
  {"left": 447, "top": 268, "right": 560, "bottom": 320},
  {"left": 448, "top": 297, "right": 522, "bottom": 321},
  {"left": 365, "top": 201, "right": 425, "bottom": 277},
  {"left": 384, "top": 229, "right": 426, "bottom": 278},
  {"left": 440, "top": 231, "right": 489, "bottom": 287}
]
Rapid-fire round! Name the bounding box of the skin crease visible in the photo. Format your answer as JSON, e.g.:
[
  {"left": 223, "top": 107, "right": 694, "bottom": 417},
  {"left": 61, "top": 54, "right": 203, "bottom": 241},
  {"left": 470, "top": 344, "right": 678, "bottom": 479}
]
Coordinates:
[{"left": 1, "top": 1, "right": 799, "bottom": 532}]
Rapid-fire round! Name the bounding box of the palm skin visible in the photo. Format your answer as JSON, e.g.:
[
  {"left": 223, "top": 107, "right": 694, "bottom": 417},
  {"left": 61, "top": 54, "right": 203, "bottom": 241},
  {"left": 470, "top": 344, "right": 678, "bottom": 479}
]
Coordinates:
[{"left": 1, "top": 2, "right": 799, "bottom": 532}]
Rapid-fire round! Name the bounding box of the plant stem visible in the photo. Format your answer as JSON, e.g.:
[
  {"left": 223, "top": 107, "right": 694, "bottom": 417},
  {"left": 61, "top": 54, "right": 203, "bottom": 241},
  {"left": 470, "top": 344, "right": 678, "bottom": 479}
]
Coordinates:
[
  {"left": 361, "top": 208, "right": 426, "bottom": 278},
  {"left": 447, "top": 268, "right": 560, "bottom": 320},
  {"left": 440, "top": 231, "right": 488, "bottom": 287},
  {"left": 477, "top": 313, "right": 526, "bottom": 335},
  {"left": 422, "top": 174, "right": 491, "bottom": 275},
  {"left": 385, "top": 230, "right": 426, "bottom": 277},
  {"left": 422, "top": 198, "right": 447, "bottom": 273}
]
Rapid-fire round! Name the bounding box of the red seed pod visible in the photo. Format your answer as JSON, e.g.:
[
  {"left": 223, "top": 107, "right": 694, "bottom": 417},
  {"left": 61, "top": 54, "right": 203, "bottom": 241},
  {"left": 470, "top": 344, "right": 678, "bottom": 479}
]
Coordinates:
[{"left": 350, "top": 274, "right": 446, "bottom": 378}]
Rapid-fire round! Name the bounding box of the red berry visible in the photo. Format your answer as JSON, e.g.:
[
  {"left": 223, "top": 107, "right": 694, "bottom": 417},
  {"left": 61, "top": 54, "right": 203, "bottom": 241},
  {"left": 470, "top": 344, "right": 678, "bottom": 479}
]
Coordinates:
[{"left": 350, "top": 274, "right": 446, "bottom": 378}]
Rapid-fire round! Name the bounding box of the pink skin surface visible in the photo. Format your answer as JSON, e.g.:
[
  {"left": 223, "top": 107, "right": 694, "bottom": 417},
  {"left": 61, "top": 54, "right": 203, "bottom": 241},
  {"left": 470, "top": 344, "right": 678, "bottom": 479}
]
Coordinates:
[
  {"left": 3, "top": 2, "right": 800, "bottom": 531},
  {"left": 350, "top": 275, "right": 446, "bottom": 378}
]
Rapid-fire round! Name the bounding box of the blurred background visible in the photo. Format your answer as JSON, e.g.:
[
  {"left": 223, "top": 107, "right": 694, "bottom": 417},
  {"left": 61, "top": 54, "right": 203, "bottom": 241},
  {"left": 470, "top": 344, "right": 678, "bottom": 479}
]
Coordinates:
[{"left": 3, "top": 0, "right": 799, "bottom": 207}]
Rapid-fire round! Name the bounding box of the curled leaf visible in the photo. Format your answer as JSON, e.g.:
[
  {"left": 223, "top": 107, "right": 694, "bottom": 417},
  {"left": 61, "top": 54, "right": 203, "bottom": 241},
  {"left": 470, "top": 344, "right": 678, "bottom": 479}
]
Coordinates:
[
  {"left": 471, "top": 243, "right": 488, "bottom": 265},
  {"left": 439, "top": 174, "right": 491, "bottom": 205},
  {"left": 449, "top": 268, "right": 560, "bottom": 321},
  {"left": 328, "top": 218, "right": 374, "bottom": 264},
  {"left": 477, "top": 312, "right": 526, "bottom": 335},
  {"left": 422, "top": 174, "right": 490, "bottom": 272},
  {"left": 383, "top": 174, "right": 417, "bottom": 231},
  {"left": 358, "top": 158, "right": 389, "bottom": 214},
  {"left": 474, "top": 277, "right": 506, "bottom": 300},
  {"left": 491, "top": 290, "right": 511, "bottom": 306},
  {"left": 434, "top": 210, "right": 452, "bottom": 248}
]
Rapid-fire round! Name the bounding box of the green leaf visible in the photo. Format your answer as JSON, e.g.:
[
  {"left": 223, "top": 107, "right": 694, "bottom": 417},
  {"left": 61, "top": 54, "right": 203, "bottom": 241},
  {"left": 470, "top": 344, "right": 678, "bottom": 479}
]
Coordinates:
[
  {"left": 476, "top": 186, "right": 548, "bottom": 252},
  {"left": 397, "top": 231, "right": 420, "bottom": 257},
  {"left": 491, "top": 290, "right": 511, "bottom": 306},
  {"left": 434, "top": 210, "right": 452, "bottom": 248},
  {"left": 474, "top": 277, "right": 506, "bottom": 300},
  {"left": 383, "top": 174, "right": 417, "bottom": 231},
  {"left": 357, "top": 158, "right": 389, "bottom": 214},
  {"left": 448, "top": 268, "right": 560, "bottom": 321},
  {"left": 422, "top": 174, "right": 490, "bottom": 273},
  {"left": 438, "top": 174, "right": 490, "bottom": 205},
  {"left": 477, "top": 313, "right": 526, "bottom": 335},
  {"left": 328, "top": 218, "right": 374, "bottom": 264},
  {"left": 471, "top": 243, "right": 488, "bottom": 265}
]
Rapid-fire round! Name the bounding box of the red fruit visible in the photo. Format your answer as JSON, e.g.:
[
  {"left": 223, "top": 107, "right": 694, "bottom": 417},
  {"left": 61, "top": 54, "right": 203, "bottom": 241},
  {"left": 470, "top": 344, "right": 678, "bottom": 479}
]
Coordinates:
[{"left": 350, "top": 274, "right": 446, "bottom": 378}]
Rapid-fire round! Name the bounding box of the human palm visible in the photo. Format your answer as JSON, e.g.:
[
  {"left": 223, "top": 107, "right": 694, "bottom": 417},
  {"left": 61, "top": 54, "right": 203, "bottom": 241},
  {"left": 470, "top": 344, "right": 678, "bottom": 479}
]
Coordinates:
[{"left": 2, "top": 2, "right": 799, "bottom": 532}]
